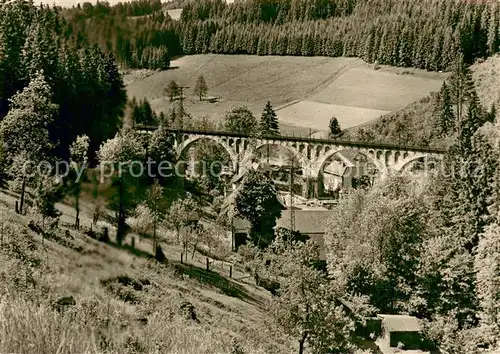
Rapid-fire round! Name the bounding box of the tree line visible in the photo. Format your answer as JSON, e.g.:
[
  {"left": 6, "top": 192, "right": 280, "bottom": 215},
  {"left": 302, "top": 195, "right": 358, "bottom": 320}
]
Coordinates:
[
  {"left": 61, "top": 3, "right": 180, "bottom": 70},
  {"left": 57, "top": 0, "right": 500, "bottom": 72},
  {"left": 0, "top": 1, "right": 126, "bottom": 160},
  {"left": 178, "top": 0, "right": 500, "bottom": 71}
]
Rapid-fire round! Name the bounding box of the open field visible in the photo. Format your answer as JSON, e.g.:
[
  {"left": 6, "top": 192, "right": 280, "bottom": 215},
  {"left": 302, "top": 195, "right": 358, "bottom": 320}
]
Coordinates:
[
  {"left": 166, "top": 8, "right": 182, "bottom": 20},
  {"left": 342, "top": 54, "right": 500, "bottom": 148},
  {"left": 278, "top": 101, "right": 391, "bottom": 131},
  {"left": 125, "top": 54, "right": 446, "bottom": 136}
]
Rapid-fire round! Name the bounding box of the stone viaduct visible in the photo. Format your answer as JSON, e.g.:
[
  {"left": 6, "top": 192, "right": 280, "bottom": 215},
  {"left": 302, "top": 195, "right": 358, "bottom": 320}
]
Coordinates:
[{"left": 136, "top": 126, "right": 445, "bottom": 195}]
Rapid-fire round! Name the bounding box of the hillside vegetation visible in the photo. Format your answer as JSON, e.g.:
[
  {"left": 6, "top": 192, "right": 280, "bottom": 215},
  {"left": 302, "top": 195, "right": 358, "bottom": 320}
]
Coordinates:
[
  {"left": 0, "top": 193, "right": 288, "bottom": 354},
  {"left": 347, "top": 54, "right": 500, "bottom": 147},
  {"left": 61, "top": 0, "right": 500, "bottom": 72}
]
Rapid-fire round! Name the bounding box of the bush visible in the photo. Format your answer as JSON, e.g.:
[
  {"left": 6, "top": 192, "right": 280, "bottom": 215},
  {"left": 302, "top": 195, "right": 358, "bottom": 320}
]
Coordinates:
[
  {"left": 155, "top": 245, "right": 166, "bottom": 263},
  {"left": 98, "top": 227, "right": 110, "bottom": 243},
  {"left": 237, "top": 243, "right": 260, "bottom": 263}
]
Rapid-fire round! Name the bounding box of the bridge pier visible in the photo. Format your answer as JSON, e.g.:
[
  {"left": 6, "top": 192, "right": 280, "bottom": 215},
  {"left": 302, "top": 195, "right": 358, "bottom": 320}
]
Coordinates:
[{"left": 303, "top": 177, "right": 319, "bottom": 199}]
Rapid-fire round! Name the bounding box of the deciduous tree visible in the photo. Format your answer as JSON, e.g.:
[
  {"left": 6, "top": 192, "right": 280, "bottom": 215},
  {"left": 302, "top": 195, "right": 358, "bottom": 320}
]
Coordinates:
[
  {"left": 166, "top": 197, "right": 199, "bottom": 251},
  {"left": 98, "top": 130, "right": 145, "bottom": 244},
  {"left": 265, "top": 236, "right": 355, "bottom": 354},
  {"left": 140, "top": 179, "right": 166, "bottom": 255},
  {"left": 0, "top": 71, "right": 58, "bottom": 214},
  {"left": 221, "top": 106, "right": 258, "bottom": 135},
  {"left": 68, "top": 135, "right": 90, "bottom": 228},
  {"left": 194, "top": 75, "right": 208, "bottom": 101},
  {"left": 235, "top": 169, "right": 282, "bottom": 247}
]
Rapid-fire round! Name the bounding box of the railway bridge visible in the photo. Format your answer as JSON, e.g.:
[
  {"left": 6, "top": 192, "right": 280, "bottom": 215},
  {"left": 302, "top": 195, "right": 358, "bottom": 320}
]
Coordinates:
[{"left": 136, "top": 126, "right": 445, "bottom": 195}]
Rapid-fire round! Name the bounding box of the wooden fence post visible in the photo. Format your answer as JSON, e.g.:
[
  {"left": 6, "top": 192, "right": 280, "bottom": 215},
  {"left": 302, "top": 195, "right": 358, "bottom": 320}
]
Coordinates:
[
  {"left": 181, "top": 253, "right": 183, "bottom": 264},
  {"left": 229, "top": 265, "right": 232, "bottom": 278},
  {"left": 206, "top": 258, "right": 209, "bottom": 271}
]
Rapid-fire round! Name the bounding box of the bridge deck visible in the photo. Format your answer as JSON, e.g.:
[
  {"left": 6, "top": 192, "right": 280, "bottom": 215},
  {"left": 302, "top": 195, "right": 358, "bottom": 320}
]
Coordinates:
[{"left": 135, "top": 125, "right": 445, "bottom": 154}]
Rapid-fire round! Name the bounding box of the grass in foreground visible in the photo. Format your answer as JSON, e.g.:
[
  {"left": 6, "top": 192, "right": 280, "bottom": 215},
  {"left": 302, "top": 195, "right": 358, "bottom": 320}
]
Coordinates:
[{"left": 0, "top": 194, "right": 291, "bottom": 354}]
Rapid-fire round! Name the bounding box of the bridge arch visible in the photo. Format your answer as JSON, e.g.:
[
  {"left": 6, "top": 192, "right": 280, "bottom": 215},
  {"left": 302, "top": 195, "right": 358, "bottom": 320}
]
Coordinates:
[
  {"left": 395, "top": 154, "right": 440, "bottom": 174},
  {"left": 177, "top": 136, "right": 238, "bottom": 172},
  {"left": 314, "top": 148, "right": 388, "bottom": 179},
  {"left": 252, "top": 142, "right": 310, "bottom": 171}
]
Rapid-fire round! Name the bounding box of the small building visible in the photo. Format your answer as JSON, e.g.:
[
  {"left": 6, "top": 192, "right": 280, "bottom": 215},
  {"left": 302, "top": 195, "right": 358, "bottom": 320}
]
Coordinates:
[
  {"left": 275, "top": 210, "right": 330, "bottom": 260},
  {"left": 377, "top": 315, "right": 424, "bottom": 350},
  {"left": 231, "top": 210, "right": 331, "bottom": 261},
  {"left": 231, "top": 217, "right": 251, "bottom": 250}
]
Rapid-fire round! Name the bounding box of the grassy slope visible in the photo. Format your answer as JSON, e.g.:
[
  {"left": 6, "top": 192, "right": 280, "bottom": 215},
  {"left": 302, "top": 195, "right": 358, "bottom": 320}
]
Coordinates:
[
  {"left": 347, "top": 55, "right": 500, "bottom": 147},
  {"left": 0, "top": 191, "right": 290, "bottom": 354},
  {"left": 124, "top": 55, "right": 444, "bottom": 136}
]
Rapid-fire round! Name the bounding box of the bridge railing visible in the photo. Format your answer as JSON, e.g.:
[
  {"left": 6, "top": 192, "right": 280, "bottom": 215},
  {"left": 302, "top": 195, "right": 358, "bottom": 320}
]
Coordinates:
[{"left": 134, "top": 124, "right": 446, "bottom": 154}]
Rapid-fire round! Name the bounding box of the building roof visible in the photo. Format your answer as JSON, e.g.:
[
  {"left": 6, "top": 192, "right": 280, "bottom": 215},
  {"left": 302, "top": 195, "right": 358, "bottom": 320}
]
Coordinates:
[
  {"left": 375, "top": 338, "right": 430, "bottom": 354},
  {"left": 276, "top": 210, "right": 331, "bottom": 234},
  {"left": 233, "top": 210, "right": 331, "bottom": 234},
  {"left": 233, "top": 217, "right": 251, "bottom": 230},
  {"left": 233, "top": 210, "right": 332, "bottom": 260},
  {"left": 324, "top": 161, "right": 347, "bottom": 177},
  {"left": 378, "top": 315, "right": 422, "bottom": 333}
]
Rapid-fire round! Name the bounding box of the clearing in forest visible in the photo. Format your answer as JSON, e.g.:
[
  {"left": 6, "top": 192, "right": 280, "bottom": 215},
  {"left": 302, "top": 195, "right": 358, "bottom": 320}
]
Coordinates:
[{"left": 124, "top": 54, "right": 446, "bottom": 136}]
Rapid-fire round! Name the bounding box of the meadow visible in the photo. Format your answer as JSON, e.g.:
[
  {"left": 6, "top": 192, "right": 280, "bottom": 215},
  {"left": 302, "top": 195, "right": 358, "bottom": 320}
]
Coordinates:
[{"left": 124, "top": 54, "right": 446, "bottom": 136}]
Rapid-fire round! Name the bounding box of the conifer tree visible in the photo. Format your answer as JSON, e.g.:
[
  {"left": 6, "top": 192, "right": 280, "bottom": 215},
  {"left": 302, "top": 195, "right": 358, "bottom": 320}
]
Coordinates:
[
  {"left": 475, "top": 222, "right": 500, "bottom": 339},
  {"left": 487, "top": 104, "right": 497, "bottom": 123},
  {"left": 165, "top": 80, "right": 180, "bottom": 102},
  {"left": 434, "top": 82, "right": 455, "bottom": 136},
  {"left": 449, "top": 55, "right": 475, "bottom": 126},
  {"left": 475, "top": 121, "right": 500, "bottom": 339},
  {"left": 329, "top": 117, "right": 343, "bottom": 138},
  {"left": 35, "top": 175, "right": 63, "bottom": 230},
  {"left": 259, "top": 101, "right": 280, "bottom": 136}
]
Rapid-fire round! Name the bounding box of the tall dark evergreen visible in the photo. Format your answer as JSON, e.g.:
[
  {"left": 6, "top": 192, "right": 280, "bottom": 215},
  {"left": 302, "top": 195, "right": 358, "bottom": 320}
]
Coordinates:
[
  {"left": 434, "top": 82, "right": 455, "bottom": 137},
  {"left": 259, "top": 101, "right": 280, "bottom": 136},
  {"left": 194, "top": 75, "right": 208, "bottom": 101},
  {"left": 486, "top": 103, "right": 497, "bottom": 123},
  {"left": 449, "top": 55, "right": 475, "bottom": 126},
  {"left": 328, "top": 117, "right": 342, "bottom": 138},
  {"left": 130, "top": 98, "right": 157, "bottom": 126},
  {"left": 165, "top": 80, "right": 180, "bottom": 102}
]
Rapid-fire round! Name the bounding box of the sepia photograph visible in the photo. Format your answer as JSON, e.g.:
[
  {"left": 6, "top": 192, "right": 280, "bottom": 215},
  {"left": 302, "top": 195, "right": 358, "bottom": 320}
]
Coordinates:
[{"left": 0, "top": 0, "right": 499, "bottom": 353}]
